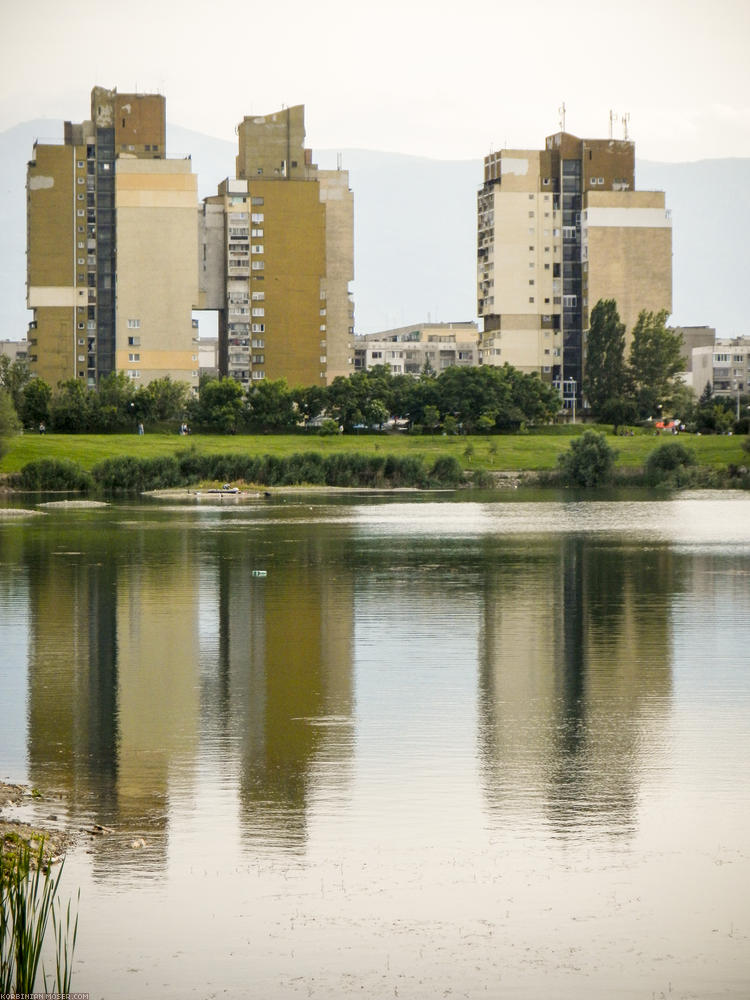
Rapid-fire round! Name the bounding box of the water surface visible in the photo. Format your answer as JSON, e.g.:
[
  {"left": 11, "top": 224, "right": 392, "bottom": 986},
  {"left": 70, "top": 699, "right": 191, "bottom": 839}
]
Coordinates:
[{"left": 1, "top": 491, "right": 749, "bottom": 998}]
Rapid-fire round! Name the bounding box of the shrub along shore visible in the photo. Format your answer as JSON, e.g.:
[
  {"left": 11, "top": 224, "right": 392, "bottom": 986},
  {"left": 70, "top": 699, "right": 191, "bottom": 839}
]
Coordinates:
[{"left": 1, "top": 429, "right": 748, "bottom": 492}]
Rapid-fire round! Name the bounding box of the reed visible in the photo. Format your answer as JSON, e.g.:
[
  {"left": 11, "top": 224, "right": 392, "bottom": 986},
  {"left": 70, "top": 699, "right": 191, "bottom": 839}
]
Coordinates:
[{"left": 0, "top": 838, "right": 79, "bottom": 996}]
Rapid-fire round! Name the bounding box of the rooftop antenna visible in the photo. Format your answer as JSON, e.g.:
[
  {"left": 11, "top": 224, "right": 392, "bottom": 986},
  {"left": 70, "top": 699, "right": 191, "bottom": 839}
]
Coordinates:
[
  {"left": 609, "top": 109, "right": 616, "bottom": 139},
  {"left": 337, "top": 151, "right": 342, "bottom": 171},
  {"left": 622, "top": 112, "right": 631, "bottom": 140},
  {"left": 558, "top": 101, "right": 566, "bottom": 132}
]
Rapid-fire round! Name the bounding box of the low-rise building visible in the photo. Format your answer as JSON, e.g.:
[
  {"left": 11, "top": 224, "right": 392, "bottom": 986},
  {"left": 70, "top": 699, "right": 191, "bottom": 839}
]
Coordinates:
[
  {"left": 0, "top": 340, "right": 29, "bottom": 363},
  {"left": 354, "top": 322, "right": 478, "bottom": 375},
  {"left": 712, "top": 336, "right": 750, "bottom": 398}
]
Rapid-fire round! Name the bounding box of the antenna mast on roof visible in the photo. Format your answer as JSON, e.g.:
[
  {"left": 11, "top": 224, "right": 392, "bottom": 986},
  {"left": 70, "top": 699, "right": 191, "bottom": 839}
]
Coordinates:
[
  {"left": 558, "top": 101, "right": 566, "bottom": 132},
  {"left": 622, "top": 112, "right": 631, "bottom": 140}
]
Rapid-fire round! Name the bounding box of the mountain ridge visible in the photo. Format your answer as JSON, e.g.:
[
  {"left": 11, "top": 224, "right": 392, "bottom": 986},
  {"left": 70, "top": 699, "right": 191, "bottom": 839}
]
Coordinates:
[{"left": 2, "top": 120, "right": 747, "bottom": 342}]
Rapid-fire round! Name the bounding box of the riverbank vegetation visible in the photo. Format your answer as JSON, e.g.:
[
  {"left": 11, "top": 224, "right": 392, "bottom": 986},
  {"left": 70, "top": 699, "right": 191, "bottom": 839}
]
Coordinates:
[
  {"left": 2, "top": 433, "right": 748, "bottom": 493},
  {"left": 2, "top": 426, "right": 745, "bottom": 475}
]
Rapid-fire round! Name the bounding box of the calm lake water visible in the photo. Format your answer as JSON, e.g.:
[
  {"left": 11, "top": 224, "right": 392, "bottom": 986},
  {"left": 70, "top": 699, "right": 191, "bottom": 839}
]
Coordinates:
[{"left": 1, "top": 490, "right": 749, "bottom": 999}]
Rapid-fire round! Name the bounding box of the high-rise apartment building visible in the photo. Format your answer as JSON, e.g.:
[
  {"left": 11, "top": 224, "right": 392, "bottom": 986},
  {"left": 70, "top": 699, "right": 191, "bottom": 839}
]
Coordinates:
[
  {"left": 477, "top": 131, "right": 672, "bottom": 407},
  {"left": 27, "top": 87, "right": 199, "bottom": 389},
  {"left": 28, "top": 92, "right": 352, "bottom": 392},
  {"left": 198, "top": 105, "right": 354, "bottom": 387}
]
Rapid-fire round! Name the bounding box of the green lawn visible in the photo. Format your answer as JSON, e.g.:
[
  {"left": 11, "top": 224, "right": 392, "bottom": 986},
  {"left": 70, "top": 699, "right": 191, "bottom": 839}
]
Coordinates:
[{"left": 2, "top": 427, "right": 746, "bottom": 474}]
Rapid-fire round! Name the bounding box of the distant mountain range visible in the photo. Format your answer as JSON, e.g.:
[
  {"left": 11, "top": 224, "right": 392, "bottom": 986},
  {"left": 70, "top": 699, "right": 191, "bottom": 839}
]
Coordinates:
[{"left": 1, "top": 119, "right": 747, "bottom": 342}]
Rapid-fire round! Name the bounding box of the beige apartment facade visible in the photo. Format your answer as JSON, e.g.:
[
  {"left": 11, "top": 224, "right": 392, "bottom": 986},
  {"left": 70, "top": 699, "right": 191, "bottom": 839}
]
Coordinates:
[
  {"left": 477, "top": 131, "right": 672, "bottom": 408},
  {"left": 115, "top": 159, "right": 199, "bottom": 387},
  {"left": 354, "top": 322, "right": 479, "bottom": 374}
]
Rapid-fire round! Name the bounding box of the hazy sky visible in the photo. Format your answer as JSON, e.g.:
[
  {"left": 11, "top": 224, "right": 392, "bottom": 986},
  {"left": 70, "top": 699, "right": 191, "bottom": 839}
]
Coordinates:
[{"left": 2, "top": 0, "right": 749, "bottom": 161}]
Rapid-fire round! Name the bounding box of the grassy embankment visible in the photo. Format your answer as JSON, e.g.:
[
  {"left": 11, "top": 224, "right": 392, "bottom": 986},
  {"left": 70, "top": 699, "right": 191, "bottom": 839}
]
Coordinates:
[{"left": 1, "top": 426, "right": 745, "bottom": 476}]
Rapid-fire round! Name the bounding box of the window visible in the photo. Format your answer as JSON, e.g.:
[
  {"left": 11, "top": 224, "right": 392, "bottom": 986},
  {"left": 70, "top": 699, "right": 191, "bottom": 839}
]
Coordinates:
[
  {"left": 252, "top": 339, "right": 265, "bottom": 348},
  {"left": 251, "top": 370, "right": 265, "bottom": 379},
  {"left": 529, "top": 297, "right": 535, "bottom": 303},
  {"left": 529, "top": 280, "right": 535, "bottom": 286},
  {"left": 128, "top": 336, "right": 140, "bottom": 346},
  {"left": 528, "top": 211, "right": 535, "bottom": 218},
  {"left": 251, "top": 213, "right": 264, "bottom": 223},
  {"left": 251, "top": 323, "right": 265, "bottom": 333},
  {"left": 543, "top": 178, "right": 550, "bottom": 186},
  {"left": 128, "top": 353, "right": 140, "bottom": 362},
  {"left": 77, "top": 177, "right": 84, "bottom": 185},
  {"left": 319, "top": 308, "right": 327, "bottom": 316},
  {"left": 529, "top": 245, "right": 534, "bottom": 251},
  {"left": 252, "top": 308, "right": 265, "bottom": 316},
  {"left": 251, "top": 261, "right": 264, "bottom": 270},
  {"left": 77, "top": 160, "right": 84, "bottom": 168},
  {"left": 544, "top": 263, "right": 550, "bottom": 270},
  {"left": 320, "top": 324, "right": 326, "bottom": 332},
  {"left": 127, "top": 319, "right": 141, "bottom": 329},
  {"left": 251, "top": 244, "right": 263, "bottom": 254},
  {"left": 251, "top": 197, "right": 264, "bottom": 206},
  {"left": 251, "top": 228, "right": 264, "bottom": 237},
  {"left": 252, "top": 354, "right": 264, "bottom": 364},
  {"left": 127, "top": 370, "right": 141, "bottom": 379},
  {"left": 77, "top": 209, "right": 84, "bottom": 217},
  {"left": 77, "top": 322, "right": 84, "bottom": 329},
  {"left": 251, "top": 291, "right": 265, "bottom": 301}
]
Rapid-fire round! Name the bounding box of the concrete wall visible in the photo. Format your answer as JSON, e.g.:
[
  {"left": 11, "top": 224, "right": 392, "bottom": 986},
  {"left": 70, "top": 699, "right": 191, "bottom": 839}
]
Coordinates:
[
  {"left": 115, "top": 159, "right": 199, "bottom": 388},
  {"left": 318, "top": 170, "right": 354, "bottom": 381},
  {"left": 583, "top": 191, "right": 672, "bottom": 344}
]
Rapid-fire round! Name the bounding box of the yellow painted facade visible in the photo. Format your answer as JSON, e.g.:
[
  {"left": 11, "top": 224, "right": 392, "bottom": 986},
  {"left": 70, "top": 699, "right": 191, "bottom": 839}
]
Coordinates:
[{"left": 27, "top": 143, "right": 79, "bottom": 385}]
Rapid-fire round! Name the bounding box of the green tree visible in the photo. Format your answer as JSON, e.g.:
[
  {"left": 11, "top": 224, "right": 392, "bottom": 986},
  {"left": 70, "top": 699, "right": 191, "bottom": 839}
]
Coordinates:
[
  {"left": 246, "top": 378, "right": 296, "bottom": 431},
  {"left": 136, "top": 377, "right": 189, "bottom": 423},
  {"left": 0, "top": 356, "right": 31, "bottom": 414},
  {"left": 292, "top": 384, "right": 327, "bottom": 427},
  {"left": 0, "top": 387, "right": 21, "bottom": 459},
  {"left": 598, "top": 396, "right": 638, "bottom": 435},
  {"left": 90, "top": 372, "right": 137, "bottom": 431},
  {"left": 628, "top": 310, "right": 685, "bottom": 417},
  {"left": 19, "top": 378, "right": 52, "bottom": 429},
  {"left": 187, "top": 377, "right": 245, "bottom": 433},
  {"left": 583, "top": 299, "right": 629, "bottom": 415},
  {"left": 423, "top": 404, "right": 440, "bottom": 434},
  {"left": 558, "top": 430, "right": 617, "bottom": 487},
  {"left": 49, "top": 380, "right": 93, "bottom": 433}
]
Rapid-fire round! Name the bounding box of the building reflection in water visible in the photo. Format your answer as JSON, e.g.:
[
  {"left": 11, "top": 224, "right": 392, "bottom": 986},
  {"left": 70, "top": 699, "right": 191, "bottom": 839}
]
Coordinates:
[
  {"left": 25, "top": 513, "right": 201, "bottom": 876},
  {"left": 205, "top": 524, "right": 355, "bottom": 853},
  {"left": 23, "top": 511, "right": 356, "bottom": 873},
  {"left": 478, "top": 535, "right": 675, "bottom": 837}
]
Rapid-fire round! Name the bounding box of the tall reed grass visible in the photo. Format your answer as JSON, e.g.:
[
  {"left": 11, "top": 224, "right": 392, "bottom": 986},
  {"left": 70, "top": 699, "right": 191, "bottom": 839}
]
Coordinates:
[{"left": 0, "top": 838, "right": 79, "bottom": 995}]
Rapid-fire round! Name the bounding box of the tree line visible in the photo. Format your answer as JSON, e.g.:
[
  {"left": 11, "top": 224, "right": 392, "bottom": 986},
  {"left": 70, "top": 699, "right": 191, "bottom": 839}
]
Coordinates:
[{"left": 0, "top": 359, "right": 560, "bottom": 436}]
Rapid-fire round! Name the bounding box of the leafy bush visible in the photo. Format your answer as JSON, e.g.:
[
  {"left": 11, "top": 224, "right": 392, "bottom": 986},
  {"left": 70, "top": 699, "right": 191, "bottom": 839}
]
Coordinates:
[
  {"left": 644, "top": 442, "right": 696, "bottom": 485},
  {"left": 11, "top": 459, "right": 93, "bottom": 492},
  {"left": 91, "top": 455, "right": 182, "bottom": 492},
  {"left": 558, "top": 431, "right": 617, "bottom": 487},
  {"left": 281, "top": 452, "right": 327, "bottom": 485},
  {"left": 429, "top": 455, "right": 464, "bottom": 486}
]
